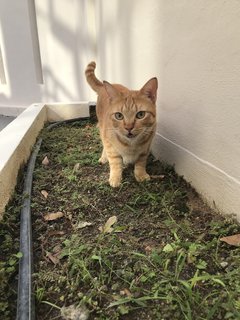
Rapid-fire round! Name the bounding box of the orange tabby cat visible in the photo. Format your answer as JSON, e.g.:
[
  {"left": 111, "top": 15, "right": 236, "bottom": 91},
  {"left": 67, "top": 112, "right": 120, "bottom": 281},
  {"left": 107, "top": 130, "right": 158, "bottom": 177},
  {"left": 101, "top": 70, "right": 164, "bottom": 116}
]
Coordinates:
[{"left": 85, "top": 61, "right": 158, "bottom": 187}]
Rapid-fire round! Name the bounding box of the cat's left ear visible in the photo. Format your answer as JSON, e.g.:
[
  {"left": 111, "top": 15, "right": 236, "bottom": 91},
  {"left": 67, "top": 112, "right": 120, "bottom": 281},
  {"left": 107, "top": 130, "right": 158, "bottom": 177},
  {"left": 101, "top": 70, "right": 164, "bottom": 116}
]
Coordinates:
[{"left": 140, "top": 77, "right": 158, "bottom": 103}]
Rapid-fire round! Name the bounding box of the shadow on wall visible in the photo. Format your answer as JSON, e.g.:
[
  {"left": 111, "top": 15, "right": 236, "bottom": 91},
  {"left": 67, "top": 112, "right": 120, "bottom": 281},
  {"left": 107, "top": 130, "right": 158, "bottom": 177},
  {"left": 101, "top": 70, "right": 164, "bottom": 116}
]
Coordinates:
[
  {"left": 97, "top": 0, "right": 161, "bottom": 90},
  {"left": 0, "top": 0, "right": 95, "bottom": 108},
  {"left": 37, "top": 0, "right": 92, "bottom": 102},
  {"left": 0, "top": 1, "right": 41, "bottom": 107},
  {"left": 97, "top": 0, "right": 135, "bottom": 88}
]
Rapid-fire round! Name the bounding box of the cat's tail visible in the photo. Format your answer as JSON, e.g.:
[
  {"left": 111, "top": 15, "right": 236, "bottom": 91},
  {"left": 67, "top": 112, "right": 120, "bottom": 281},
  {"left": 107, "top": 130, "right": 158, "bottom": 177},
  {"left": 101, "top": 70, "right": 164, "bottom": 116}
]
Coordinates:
[{"left": 85, "top": 61, "right": 103, "bottom": 93}]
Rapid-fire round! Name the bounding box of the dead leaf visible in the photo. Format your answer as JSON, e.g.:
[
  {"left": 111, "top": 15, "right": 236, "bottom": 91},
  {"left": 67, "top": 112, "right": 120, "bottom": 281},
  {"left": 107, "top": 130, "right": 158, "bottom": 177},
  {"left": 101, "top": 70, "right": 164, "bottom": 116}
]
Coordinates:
[
  {"left": 42, "top": 156, "right": 50, "bottom": 166},
  {"left": 150, "top": 175, "right": 165, "bottom": 179},
  {"left": 145, "top": 245, "right": 154, "bottom": 254},
  {"left": 220, "top": 261, "right": 228, "bottom": 268},
  {"left": 52, "top": 244, "right": 62, "bottom": 254},
  {"left": 124, "top": 288, "right": 132, "bottom": 297},
  {"left": 120, "top": 288, "right": 132, "bottom": 297},
  {"left": 99, "top": 216, "right": 117, "bottom": 233},
  {"left": 41, "top": 190, "right": 49, "bottom": 199},
  {"left": 220, "top": 234, "right": 240, "bottom": 246},
  {"left": 48, "top": 230, "right": 65, "bottom": 237},
  {"left": 73, "top": 163, "right": 80, "bottom": 173},
  {"left": 76, "top": 221, "right": 92, "bottom": 229},
  {"left": 46, "top": 252, "right": 60, "bottom": 265},
  {"left": 66, "top": 213, "right": 73, "bottom": 221},
  {"left": 43, "top": 211, "right": 64, "bottom": 221}
]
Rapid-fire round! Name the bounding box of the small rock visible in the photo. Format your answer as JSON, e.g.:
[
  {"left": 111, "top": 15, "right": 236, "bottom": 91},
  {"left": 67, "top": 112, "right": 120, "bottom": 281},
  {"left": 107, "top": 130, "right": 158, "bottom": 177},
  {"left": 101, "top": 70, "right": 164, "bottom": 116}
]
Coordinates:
[
  {"left": 61, "top": 304, "right": 89, "bottom": 320},
  {"left": 42, "top": 156, "right": 50, "bottom": 166},
  {"left": 220, "top": 261, "right": 228, "bottom": 268}
]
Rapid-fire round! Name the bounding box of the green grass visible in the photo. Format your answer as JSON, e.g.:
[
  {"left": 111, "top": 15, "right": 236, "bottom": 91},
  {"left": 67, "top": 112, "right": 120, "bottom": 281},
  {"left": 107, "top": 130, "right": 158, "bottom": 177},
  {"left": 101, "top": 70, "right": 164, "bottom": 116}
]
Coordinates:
[
  {"left": 0, "top": 191, "right": 23, "bottom": 319},
  {"left": 1, "top": 119, "right": 240, "bottom": 320}
]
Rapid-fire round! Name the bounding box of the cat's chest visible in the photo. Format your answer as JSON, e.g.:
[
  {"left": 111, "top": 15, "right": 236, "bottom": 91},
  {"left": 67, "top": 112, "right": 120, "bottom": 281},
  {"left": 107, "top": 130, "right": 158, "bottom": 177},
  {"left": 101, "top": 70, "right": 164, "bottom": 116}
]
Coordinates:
[
  {"left": 107, "top": 131, "right": 151, "bottom": 164},
  {"left": 122, "top": 153, "right": 139, "bottom": 165},
  {"left": 118, "top": 143, "right": 142, "bottom": 164}
]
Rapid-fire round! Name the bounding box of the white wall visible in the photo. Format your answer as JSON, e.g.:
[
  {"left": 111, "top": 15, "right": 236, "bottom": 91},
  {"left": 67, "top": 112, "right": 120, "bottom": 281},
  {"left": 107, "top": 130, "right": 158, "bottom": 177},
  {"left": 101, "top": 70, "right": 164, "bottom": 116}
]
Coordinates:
[
  {"left": 96, "top": 0, "right": 161, "bottom": 90},
  {"left": 35, "top": 0, "right": 96, "bottom": 103},
  {"left": 152, "top": 1, "right": 240, "bottom": 218},
  {"left": 0, "top": 0, "right": 96, "bottom": 112},
  {"left": 0, "top": 0, "right": 40, "bottom": 109},
  {"left": 96, "top": 0, "right": 240, "bottom": 218}
]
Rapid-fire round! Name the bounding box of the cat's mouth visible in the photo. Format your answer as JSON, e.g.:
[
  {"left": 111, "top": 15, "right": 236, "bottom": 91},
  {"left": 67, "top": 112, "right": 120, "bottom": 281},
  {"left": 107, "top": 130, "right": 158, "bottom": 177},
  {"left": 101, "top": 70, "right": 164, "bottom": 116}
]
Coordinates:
[{"left": 127, "top": 132, "right": 135, "bottom": 139}]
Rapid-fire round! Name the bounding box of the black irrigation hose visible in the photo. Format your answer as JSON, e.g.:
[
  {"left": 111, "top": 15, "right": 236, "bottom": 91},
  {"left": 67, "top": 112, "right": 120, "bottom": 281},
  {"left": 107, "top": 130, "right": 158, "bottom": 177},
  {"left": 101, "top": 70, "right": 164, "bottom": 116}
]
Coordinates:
[
  {"left": 16, "top": 110, "right": 94, "bottom": 320},
  {"left": 16, "top": 138, "right": 42, "bottom": 320}
]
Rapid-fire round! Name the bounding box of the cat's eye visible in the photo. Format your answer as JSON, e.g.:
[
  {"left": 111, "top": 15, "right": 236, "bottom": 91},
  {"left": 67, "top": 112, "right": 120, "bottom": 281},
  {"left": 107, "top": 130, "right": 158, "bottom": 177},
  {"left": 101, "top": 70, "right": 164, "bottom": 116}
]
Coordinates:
[
  {"left": 115, "top": 112, "right": 124, "bottom": 120},
  {"left": 136, "top": 111, "right": 146, "bottom": 119}
]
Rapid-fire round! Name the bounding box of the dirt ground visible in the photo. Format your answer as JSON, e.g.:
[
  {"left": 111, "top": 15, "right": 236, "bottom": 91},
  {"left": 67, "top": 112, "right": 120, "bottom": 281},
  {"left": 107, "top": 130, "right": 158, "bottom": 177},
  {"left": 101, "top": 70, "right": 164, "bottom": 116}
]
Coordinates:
[{"left": 1, "top": 118, "right": 240, "bottom": 320}]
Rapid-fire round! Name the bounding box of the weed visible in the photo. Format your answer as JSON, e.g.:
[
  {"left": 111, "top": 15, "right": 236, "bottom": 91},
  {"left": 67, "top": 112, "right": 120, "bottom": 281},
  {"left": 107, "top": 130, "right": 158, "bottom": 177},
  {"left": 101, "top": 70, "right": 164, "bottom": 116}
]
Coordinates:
[
  {"left": 0, "top": 194, "right": 23, "bottom": 319},
  {"left": 2, "top": 120, "right": 240, "bottom": 320}
]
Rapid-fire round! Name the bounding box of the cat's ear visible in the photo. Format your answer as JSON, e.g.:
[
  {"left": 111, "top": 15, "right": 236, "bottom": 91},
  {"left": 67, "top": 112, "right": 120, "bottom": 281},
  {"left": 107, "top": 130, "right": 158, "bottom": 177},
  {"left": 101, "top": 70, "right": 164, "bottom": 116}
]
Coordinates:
[
  {"left": 103, "top": 81, "right": 121, "bottom": 100},
  {"left": 140, "top": 77, "right": 158, "bottom": 103}
]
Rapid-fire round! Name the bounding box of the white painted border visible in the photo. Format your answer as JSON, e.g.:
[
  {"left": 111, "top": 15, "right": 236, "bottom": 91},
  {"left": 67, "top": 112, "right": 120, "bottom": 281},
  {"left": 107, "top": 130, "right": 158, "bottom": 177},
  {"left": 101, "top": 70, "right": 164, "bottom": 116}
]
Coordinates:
[
  {"left": 152, "top": 133, "right": 240, "bottom": 220},
  {"left": 0, "top": 102, "right": 90, "bottom": 217},
  {"left": 46, "top": 101, "right": 90, "bottom": 122}
]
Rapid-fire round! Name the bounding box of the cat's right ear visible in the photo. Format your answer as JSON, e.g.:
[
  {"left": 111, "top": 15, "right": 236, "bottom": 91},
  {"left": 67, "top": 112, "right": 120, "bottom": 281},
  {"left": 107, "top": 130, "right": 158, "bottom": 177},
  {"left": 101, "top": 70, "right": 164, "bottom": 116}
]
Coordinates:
[
  {"left": 140, "top": 77, "right": 158, "bottom": 103},
  {"left": 103, "top": 81, "right": 120, "bottom": 100}
]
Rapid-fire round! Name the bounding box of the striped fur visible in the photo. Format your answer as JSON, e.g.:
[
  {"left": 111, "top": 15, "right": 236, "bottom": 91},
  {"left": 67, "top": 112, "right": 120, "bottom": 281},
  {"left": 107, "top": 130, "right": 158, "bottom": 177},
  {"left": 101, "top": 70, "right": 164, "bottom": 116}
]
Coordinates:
[
  {"left": 85, "top": 61, "right": 103, "bottom": 93},
  {"left": 85, "top": 61, "right": 158, "bottom": 187}
]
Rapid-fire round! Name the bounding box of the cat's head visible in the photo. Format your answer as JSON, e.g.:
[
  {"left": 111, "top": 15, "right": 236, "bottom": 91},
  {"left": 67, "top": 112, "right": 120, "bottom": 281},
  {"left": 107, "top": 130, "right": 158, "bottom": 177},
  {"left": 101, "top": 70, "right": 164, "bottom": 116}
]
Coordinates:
[{"left": 103, "top": 78, "right": 158, "bottom": 140}]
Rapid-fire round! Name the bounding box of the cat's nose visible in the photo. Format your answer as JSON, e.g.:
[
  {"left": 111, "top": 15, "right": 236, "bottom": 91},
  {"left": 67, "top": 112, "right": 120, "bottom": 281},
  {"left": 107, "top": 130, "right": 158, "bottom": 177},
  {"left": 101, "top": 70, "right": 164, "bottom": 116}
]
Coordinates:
[{"left": 125, "top": 124, "right": 134, "bottom": 132}]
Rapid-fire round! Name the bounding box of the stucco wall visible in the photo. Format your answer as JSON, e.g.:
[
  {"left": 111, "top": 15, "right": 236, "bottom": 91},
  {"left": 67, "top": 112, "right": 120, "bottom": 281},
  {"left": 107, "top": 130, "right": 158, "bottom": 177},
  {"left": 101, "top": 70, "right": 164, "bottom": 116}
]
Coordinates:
[
  {"left": 153, "top": 1, "right": 240, "bottom": 217},
  {"left": 96, "top": 0, "right": 240, "bottom": 218}
]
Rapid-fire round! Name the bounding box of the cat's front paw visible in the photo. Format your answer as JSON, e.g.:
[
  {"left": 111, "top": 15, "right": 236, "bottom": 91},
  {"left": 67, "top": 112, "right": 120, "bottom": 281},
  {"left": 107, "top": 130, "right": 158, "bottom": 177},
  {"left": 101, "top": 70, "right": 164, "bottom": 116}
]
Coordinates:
[
  {"left": 109, "top": 176, "right": 121, "bottom": 188},
  {"left": 98, "top": 149, "right": 108, "bottom": 164},
  {"left": 135, "top": 172, "right": 150, "bottom": 183},
  {"left": 99, "top": 156, "right": 108, "bottom": 164}
]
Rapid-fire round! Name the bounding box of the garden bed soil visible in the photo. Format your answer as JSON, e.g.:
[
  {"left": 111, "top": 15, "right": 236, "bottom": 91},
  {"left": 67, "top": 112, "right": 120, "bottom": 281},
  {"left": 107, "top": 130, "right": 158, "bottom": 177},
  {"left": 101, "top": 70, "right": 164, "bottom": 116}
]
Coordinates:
[{"left": 1, "top": 118, "right": 240, "bottom": 320}]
